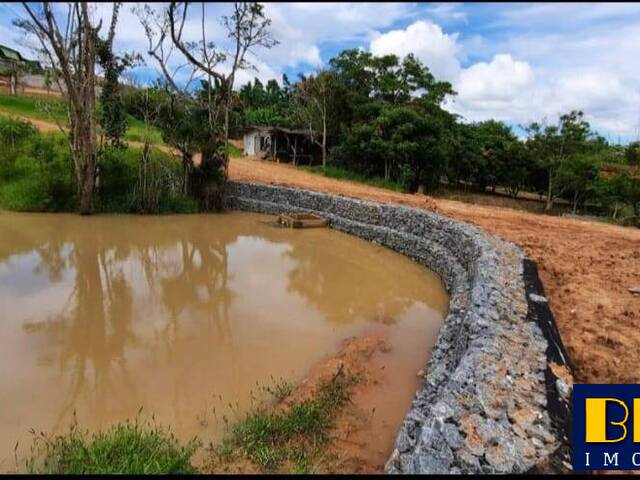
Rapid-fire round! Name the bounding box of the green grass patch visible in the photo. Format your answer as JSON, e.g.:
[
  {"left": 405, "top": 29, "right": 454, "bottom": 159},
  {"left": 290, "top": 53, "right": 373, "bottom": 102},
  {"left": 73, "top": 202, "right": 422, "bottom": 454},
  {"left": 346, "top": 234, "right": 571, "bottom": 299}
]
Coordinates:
[
  {"left": 26, "top": 416, "right": 200, "bottom": 474},
  {"left": 228, "top": 143, "right": 243, "bottom": 158},
  {"left": 0, "top": 94, "right": 67, "bottom": 124},
  {"left": 209, "top": 367, "right": 356, "bottom": 473},
  {"left": 0, "top": 94, "right": 165, "bottom": 146},
  {"left": 123, "top": 115, "right": 164, "bottom": 145},
  {"left": 302, "top": 164, "right": 408, "bottom": 193}
]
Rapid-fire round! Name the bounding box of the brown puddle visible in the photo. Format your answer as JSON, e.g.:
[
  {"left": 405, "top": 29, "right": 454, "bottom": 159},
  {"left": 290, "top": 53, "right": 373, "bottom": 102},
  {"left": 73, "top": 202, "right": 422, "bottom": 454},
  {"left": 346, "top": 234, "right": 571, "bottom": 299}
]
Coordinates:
[{"left": 0, "top": 211, "right": 448, "bottom": 472}]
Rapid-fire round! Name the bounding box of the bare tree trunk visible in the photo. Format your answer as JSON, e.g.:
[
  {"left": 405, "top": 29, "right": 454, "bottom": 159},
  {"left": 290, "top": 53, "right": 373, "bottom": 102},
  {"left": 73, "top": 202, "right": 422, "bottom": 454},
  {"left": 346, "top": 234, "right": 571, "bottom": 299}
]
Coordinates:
[
  {"left": 9, "top": 72, "right": 17, "bottom": 95},
  {"left": 545, "top": 170, "right": 554, "bottom": 211},
  {"left": 321, "top": 94, "right": 327, "bottom": 167},
  {"left": 73, "top": 95, "right": 98, "bottom": 215},
  {"left": 20, "top": 2, "right": 109, "bottom": 215},
  {"left": 293, "top": 136, "right": 298, "bottom": 165},
  {"left": 182, "top": 152, "right": 192, "bottom": 195}
]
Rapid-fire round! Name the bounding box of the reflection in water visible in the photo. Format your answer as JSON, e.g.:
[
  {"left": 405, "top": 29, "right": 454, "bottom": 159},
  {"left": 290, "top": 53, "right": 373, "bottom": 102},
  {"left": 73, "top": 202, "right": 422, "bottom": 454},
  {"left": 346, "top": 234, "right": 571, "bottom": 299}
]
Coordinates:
[{"left": 0, "top": 211, "right": 448, "bottom": 470}]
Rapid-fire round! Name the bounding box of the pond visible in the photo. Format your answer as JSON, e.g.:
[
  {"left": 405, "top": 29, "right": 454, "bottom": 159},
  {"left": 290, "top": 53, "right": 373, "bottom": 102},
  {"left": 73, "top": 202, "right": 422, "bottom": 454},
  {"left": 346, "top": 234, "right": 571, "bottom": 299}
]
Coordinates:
[{"left": 0, "top": 211, "right": 448, "bottom": 471}]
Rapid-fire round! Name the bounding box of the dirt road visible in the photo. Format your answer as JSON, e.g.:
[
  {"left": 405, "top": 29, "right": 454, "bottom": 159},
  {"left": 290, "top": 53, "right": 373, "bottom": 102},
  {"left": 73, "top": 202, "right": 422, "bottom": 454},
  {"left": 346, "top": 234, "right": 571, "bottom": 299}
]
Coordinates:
[{"left": 230, "top": 156, "right": 640, "bottom": 385}]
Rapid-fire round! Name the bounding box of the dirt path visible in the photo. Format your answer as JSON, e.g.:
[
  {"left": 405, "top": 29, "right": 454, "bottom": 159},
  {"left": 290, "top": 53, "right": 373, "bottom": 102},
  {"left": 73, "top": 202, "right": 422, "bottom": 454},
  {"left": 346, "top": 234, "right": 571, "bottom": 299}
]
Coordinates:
[{"left": 230, "top": 156, "right": 640, "bottom": 385}]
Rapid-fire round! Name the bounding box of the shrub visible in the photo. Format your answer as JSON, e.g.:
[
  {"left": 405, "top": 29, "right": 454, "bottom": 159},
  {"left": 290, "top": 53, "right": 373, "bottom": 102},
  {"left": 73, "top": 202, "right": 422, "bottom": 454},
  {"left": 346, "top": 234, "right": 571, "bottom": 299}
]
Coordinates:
[{"left": 0, "top": 116, "right": 37, "bottom": 173}]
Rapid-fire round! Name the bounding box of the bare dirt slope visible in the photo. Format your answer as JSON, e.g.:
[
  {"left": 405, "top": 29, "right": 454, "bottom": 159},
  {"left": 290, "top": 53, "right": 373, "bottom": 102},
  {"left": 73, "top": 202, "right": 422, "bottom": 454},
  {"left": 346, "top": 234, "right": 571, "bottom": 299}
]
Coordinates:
[{"left": 230, "top": 156, "right": 640, "bottom": 385}]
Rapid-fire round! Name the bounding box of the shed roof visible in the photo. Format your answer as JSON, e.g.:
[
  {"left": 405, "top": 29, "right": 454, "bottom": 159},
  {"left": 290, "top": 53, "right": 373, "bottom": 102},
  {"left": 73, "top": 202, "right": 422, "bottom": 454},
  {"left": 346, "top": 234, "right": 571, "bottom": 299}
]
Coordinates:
[{"left": 245, "top": 125, "right": 318, "bottom": 137}]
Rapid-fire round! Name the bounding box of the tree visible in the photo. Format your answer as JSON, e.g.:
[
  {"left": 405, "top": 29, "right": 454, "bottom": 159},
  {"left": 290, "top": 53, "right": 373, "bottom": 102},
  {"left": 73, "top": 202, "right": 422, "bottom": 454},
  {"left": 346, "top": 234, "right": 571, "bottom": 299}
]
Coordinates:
[
  {"left": 96, "top": 6, "right": 141, "bottom": 148},
  {"left": 525, "top": 111, "right": 596, "bottom": 211},
  {"left": 167, "top": 1, "right": 277, "bottom": 177},
  {"left": 555, "top": 154, "right": 601, "bottom": 213},
  {"left": 626, "top": 141, "right": 640, "bottom": 166},
  {"left": 327, "top": 50, "right": 455, "bottom": 186},
  {"left": 17, "top": 2, "right": 121, "bottom": 214},
  {"left": 499, "top": 140, "right": 530, "bottom": 198},
  {"left": 291, "top": 70, "right": 340, "bottom": 167}
]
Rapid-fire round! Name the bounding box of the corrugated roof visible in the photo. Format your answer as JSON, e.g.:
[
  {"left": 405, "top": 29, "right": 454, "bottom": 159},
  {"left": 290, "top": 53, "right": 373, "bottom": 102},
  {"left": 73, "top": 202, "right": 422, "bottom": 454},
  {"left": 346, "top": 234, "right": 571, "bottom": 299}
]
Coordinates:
[
  {"left": 245, "top": 125, "right": 319, "bottom": 136},
  {"left": 0, "top": 45, "right": 22, "bottom": 61}
]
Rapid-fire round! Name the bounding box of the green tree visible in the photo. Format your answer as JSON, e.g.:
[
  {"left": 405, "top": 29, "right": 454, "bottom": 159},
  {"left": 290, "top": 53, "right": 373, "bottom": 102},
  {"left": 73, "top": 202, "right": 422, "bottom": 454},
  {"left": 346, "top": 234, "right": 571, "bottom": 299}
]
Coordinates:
[
  {"left": 626, "top": 141, "right": 640, "bottom": 166},
  {"left": 526, "top": 111, "right": 597, "bottom": 210}
]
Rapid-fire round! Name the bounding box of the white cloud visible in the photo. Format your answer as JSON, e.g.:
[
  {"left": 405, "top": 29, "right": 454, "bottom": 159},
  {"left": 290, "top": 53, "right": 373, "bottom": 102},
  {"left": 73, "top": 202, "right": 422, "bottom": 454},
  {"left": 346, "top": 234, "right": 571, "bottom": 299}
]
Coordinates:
[
  {"left": 369, "top": 20, "right": 461, "bottom": 80},
  {"left": 455, "top": 54, "right": 534, "bottom": 102},
  {"left": 446, "top": 54, "right": 536, "bottom": 123}
]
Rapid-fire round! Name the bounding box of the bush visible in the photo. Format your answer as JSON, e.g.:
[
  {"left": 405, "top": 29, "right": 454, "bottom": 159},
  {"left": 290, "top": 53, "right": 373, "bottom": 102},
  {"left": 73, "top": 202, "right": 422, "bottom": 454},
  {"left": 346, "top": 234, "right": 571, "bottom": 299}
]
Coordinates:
[
  {"left": 0, "top": 122, "right": 197, "bottom": 214},
  {"left": 0, "top": 126, "right": 76, "bottom": 212},
  {"left": 0, "top": 116, "right": 37, "bottom": 173},
  {"left": 27, "top": 417, "right": 199, "bottom": 474}
]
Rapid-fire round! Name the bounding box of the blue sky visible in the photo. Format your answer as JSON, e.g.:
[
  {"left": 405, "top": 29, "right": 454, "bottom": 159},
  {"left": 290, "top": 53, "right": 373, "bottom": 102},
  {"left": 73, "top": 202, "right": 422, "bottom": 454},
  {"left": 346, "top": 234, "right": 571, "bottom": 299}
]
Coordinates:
[{"left": 2, "top": 2, "right": 640, "bottom": 142}]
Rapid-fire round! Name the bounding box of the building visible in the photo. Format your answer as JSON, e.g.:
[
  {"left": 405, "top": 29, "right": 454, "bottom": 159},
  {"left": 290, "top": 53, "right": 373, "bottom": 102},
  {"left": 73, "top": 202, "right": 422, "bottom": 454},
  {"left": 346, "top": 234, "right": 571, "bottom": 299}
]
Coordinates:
[
  {"left": 243, "top": 125, "right": 323, "bottom": 165},
  {"left": 0, "top": 44, "right": 48, "bottom": 96},
  {"left": 0, "top": 44, "right": 43, "bottom": 75}
]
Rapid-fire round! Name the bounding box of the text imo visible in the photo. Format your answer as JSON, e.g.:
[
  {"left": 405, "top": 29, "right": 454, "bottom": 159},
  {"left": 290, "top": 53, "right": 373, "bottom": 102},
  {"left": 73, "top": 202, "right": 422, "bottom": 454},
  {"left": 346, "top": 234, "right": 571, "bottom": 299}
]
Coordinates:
[{"left": 573, "top": 384, "right": 640, "bottom": 470}]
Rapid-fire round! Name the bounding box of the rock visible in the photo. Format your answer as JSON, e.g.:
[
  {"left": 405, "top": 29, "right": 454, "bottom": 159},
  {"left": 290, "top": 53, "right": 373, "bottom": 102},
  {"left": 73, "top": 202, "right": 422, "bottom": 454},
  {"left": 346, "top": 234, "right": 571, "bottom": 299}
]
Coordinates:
[
  {"left": 629, "top": 286, "right": 640, "bottom": 295},
  {"left": 460, "top": 414, "right": 485, "bottom": 456},
  {"left": 441, "top": 423, "right": 463, "bottom": 449},
  {"left": 397, "top": 429, "right": 416, "bottom": 453},
  {"left": 432, "top": 400, "right": 455, "bottom": 420},
  {"left": 417, "top": 369, "right": 425, "bottom": 378},
  {"left": 485, "top": 440, "right": 516, "bottom": 473},
  {"left": 529, "top": 293, "right": 548, "bottom": 303},
  {"left": 556, "top": 378, "right": 571, "bottom": 400}
]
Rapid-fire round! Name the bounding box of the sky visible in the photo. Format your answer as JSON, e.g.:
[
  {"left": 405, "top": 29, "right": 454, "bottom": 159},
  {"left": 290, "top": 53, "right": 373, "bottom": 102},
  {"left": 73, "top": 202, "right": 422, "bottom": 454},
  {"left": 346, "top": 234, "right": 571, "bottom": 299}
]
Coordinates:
[{"left": 1, "top": 2, "right": 640, "bottom": 143}]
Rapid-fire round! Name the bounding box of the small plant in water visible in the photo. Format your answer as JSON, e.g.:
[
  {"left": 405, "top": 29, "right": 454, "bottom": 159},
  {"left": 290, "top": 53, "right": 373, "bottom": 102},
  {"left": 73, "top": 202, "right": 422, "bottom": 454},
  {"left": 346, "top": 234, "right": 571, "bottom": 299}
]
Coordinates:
[
  {"left": 261, "top": 375, "right": 294, "bottom": 402},
  {"left": 208, "top": 366, "right": 357, "bottom": 473},
  {"left": 26, "top": 413, "right": 200, "bottom": 474}
]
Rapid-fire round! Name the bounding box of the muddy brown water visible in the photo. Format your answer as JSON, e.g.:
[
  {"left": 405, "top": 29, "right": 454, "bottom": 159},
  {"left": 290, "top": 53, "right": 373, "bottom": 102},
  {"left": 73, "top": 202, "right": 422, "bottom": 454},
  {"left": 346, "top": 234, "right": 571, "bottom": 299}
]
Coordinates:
[{"left": 0, "top": 211, "right": 448, "bottom": 471}]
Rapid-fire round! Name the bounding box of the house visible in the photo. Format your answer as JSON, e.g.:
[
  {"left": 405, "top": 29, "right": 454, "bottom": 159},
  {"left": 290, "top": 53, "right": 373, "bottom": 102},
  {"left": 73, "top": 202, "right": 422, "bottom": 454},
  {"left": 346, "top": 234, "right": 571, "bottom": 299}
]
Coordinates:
[
  {"left": 0, "top": 44, "right": 48, "bottom": 95},
  {"left": 243, "top": 125, "right": 322, "bottom": 165},
  {"left": 0, "top": 44, "right": 43, "bottom": 75}
]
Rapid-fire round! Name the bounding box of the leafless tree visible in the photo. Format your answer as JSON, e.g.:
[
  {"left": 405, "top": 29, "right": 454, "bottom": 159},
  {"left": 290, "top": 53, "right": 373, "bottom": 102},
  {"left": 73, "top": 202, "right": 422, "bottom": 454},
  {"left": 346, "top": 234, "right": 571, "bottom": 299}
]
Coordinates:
[
  {"left": 166, "top": 2, "right": 277, "bottom": 176},
  {"left": 16, "top": 2, "right": 121, "bottom": 214},
  {"left": 292, "top": 71, "right": 338, "bottom": 167}
]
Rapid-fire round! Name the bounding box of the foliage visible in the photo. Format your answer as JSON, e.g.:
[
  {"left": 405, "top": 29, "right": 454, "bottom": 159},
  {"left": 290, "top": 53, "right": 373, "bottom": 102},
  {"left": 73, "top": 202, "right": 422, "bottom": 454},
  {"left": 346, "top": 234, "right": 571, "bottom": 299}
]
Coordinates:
[
  {"left": 0, "top": 120, "right": 196, "bottom": 214},
  {"left": 303, "top": 164, "right": 407, "bottom": 192},
  {"left": 0, "top": 94, "right": 67, "bottom": 124},
  {"left": 239, "top": 76, "right": 291, "bottom": 129},
  {"left": 0, "top": 115, "right": 36, "bottom": 153},
  {"left": 27, "top": 417, "right": 199, "bottom": 474},
  {"left": 96, "top": 31, "right": 141, "bottom": 147},
  {"left": 626, "top": 141, "right": 640, "bottom": 166}
]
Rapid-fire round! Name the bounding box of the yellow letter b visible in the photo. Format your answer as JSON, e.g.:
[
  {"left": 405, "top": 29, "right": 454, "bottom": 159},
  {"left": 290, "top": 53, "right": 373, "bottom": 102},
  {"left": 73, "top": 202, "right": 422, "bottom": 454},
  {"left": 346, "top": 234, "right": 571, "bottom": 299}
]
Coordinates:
[{"left": 585, "top": 398, "right": 628, "bottom": 443}]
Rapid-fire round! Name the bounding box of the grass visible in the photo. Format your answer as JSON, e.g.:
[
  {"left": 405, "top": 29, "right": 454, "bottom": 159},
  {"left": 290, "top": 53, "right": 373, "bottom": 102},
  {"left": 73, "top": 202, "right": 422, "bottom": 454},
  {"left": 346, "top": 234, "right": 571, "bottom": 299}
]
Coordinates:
[
  {"left": 0, "top": 94, "right": 164, "bottom": 145},
  {"left": 302, "top": 164, "right": 408, "bottom": 193},
  {"left": 0, "top": 116, "right": 198, "bottom": 214},
  {"left": 0, "top": 93, "right": 67, "bottom": 124},
  {"left": 210, "top": 367, "right": 356, "bottom": 473},
  {"left": 26, "top": 419, "right": 199, "bottom": 475},
  {"left": 24, "top": 372, "right": 353, "bottom": 474},
  {"left": 26, "top": 416, "right": 200, "bottom": 474},
  {"left": 123, "top": 115, "right": 164, "bottom": 145},
  {"left": 228, "top": 143, "right": 243, "bottom": 158}
]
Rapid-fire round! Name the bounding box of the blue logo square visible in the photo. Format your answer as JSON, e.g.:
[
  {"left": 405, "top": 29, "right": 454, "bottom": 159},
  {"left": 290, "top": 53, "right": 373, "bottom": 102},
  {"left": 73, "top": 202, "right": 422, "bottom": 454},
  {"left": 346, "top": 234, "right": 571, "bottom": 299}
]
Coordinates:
[{"left": 573, "top": 384, "right": 640, "bottom": 470}]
